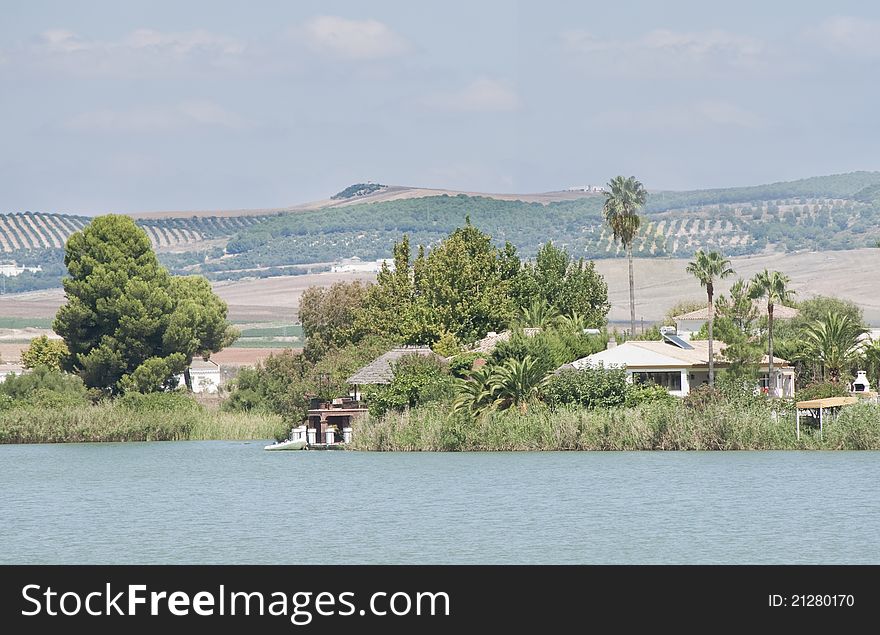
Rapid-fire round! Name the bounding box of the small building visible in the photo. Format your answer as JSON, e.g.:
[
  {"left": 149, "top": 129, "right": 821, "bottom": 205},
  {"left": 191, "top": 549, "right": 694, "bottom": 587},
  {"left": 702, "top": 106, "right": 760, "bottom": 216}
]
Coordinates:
[
  {"left": 0, "top": 363, "right": 29, "bottom": 383},
  {"left": 187, "top": 359, "right": 222, "bottom": 393},
  {"left": 563, "top": 334, "right": 795, "bottom": 397},
  {"left": 672, "top": 304, "right": 799, "bottom": 339},
  {"left": 347, "top": 346, "right": 445, "bottom": 400},
  {"left": 330, "top": 257, "right": 394, "bottom": 273},
  {"left": 0, "top": 262, "right": 42, "bottom": 277},
  {"left": 306, "top": 397, "right": 367, "bottom": 445}
]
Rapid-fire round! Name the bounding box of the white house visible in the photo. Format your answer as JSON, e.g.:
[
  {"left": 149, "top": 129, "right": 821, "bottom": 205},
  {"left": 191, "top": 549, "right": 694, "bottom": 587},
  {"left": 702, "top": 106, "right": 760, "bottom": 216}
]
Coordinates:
[
  {"left": 673, "top": 304, "right": 799, "bottom": 340},
  {"left": 186, "top": 359, "right": 222, "bottom": 394},
  {"left": 563, "top": 335, "right": 795, "bottom": 398},
  {"left": 330, "top": 257, "right": 394, "bottom": 274}
]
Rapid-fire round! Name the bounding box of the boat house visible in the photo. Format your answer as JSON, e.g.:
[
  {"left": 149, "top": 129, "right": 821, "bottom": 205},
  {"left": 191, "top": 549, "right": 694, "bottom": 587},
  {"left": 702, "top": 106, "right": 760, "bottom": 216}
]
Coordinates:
[{"left": 562, "top": 334, "right": 795, "bottom": 397}]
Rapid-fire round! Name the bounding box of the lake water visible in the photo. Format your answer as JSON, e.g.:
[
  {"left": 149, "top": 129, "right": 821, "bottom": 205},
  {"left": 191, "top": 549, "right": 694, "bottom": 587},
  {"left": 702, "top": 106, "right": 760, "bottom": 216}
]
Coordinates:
[{"left": 1, "top": 442, "right": 878, "bottom": 564}]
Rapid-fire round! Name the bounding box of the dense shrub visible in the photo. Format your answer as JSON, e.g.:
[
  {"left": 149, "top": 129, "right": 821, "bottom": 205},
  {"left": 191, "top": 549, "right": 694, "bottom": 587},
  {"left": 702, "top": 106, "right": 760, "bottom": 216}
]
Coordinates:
[
  {"left": 366, "top": 355, "right": 454, "bottom": 417},
  {"left": 542, "top": 366, "right": 629, "bottom": 409},
  {"left": 0, "top": 366, "right": 88, "bottom": 406},
  {"left": 797, "top": 381, "right": 851, "bottom": 401}
]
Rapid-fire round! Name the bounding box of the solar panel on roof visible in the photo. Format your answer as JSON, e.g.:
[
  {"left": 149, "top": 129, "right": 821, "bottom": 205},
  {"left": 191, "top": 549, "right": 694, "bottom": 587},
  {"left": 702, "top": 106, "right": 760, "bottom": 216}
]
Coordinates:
[{"left": 662, "top": 334, "right": 694, "bottom": 350}]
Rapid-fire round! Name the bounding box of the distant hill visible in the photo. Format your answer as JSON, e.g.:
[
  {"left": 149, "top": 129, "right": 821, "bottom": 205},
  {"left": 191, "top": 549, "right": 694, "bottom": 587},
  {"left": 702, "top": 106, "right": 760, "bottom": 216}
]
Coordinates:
[{"left": 3, "top": 171, "right": 880, "bottom": 292}]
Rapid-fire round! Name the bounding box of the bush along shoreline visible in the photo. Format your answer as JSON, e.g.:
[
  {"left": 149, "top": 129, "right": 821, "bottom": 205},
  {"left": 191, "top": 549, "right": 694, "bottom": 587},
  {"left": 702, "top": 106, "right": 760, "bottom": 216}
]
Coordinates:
[{"left": 351, "top": 399, "right": 880, "bottom": 451}]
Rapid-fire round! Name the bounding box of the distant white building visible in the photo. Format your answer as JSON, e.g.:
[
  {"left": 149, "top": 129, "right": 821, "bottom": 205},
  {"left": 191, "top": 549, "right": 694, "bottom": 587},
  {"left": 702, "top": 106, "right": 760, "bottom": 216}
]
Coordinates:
[
  {"left": 0, "top": 262, "right": 42, "bottom": 277},
  {"left": 179, "top": 359, "right": 222, "bottom": 394},
  {"left": 330, "top": 257, "right": 394, "bottom": 274}
]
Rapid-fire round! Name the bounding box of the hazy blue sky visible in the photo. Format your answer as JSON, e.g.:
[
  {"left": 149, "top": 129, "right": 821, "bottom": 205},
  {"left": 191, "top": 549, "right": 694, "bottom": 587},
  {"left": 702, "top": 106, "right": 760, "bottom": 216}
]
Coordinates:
[{"left": 2, "top": 1, "right": 880, "bottom": 213}]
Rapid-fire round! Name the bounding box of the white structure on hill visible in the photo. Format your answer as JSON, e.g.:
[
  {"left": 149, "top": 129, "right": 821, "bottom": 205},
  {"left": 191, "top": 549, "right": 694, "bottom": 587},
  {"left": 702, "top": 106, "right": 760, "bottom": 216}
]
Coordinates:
[
  {"left": 330, "top": 257, "right": 394, "bottom": 274},
  {"left": 562, "top": 335, "right": 795, "bottom": 398},
  {"left": 0, "top": 262, "right": 42, "bottom": 277}
]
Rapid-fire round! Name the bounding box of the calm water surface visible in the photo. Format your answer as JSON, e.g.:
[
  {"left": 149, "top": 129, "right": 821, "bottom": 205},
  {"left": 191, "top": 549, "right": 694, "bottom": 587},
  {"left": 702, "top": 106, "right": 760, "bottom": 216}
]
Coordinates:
[{"left": 1, "top": 442, "right": 877, "bottom": 564}]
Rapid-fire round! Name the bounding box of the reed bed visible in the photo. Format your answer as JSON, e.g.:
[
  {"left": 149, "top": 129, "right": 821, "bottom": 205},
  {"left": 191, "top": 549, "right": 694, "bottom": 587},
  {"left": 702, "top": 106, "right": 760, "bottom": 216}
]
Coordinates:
[
  {"left": 351, "top": 401, "right": 880, "bottom": 451},
  {"left": 0, "top": 402, "right": 285, "bottom": 444}
]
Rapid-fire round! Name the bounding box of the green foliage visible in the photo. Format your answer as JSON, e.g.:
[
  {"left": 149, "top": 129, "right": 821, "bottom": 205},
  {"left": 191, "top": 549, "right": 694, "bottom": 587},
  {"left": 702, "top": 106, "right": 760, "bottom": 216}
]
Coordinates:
[
  {"left": 0, "top": 399, "right": 283, "bottom": 444},
  {"left": 366, "top": 355, "right": 453, "bottom": 417},
  {"left": 796, "top": 381, "right": 851, "bottom": 401},
  {"left": 331, "top": 183, "right": 385, "bottom": 199},
  {"left": 490, "top": 327, "right": 604, "bottom": 378},
  {"left": 358, "top": 224, "right": 519, "bottom": 344},
  {"left": 52, "top": 215, "right": 237, "bottom": 393},
  {"left": 487, "top": 355, "right": 550, "bottom": 412},
  {"left": 801, "top": 313, "right": 866, "bottom": 382},
  {"left": 624, "top": 383, "right": 675, "bottom": 408},
  {"left": 542, "top": 366, "right": 629, "bottom": 409},
  {"left": 449, "top": 352, "right": 482, "bottom": 378},
  {"left": 222, "top": 338, "right": 391, "bottom": 421},
  {"left": 118, "top": 353, "right": 187, "bottom": 394},
  {"left": 603, "top": 176, "right": 647, "bottom": 249},
  {"left": 0, "top": 366, "right": 88, "bottom": 407},
  {"left": 510, "top": 242, "right": 610, "bottom": 325},
  {"left": 431, "top": 331, "right": 461, "bottom": 357},
  {"left": 116, "top": 391, "right": 202, "bottom": 414},
  {"left": 9, "top": 172, "right": 880, "bottom": 292},
  {"left": 299, "top": 280, "right": 370, "bottom": 360},
  {"left": 21, "top": 335, "right": 69, "bottom": 370}
]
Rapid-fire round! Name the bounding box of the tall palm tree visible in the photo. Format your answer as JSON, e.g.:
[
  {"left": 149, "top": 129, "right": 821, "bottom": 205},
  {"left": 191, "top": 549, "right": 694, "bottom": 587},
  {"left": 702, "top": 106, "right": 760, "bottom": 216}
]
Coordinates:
[
  {"left": 603, "top": 176, "right": 648, "bottom": 337},
  {"left": 749, "top": 269, "right": 795, "bottom": 396},
  {"left": 803, "top": 312, "right": 866, "bottom": 382},
  {"left": 686, "top": 250, "right": 734, "bottom": 387}
]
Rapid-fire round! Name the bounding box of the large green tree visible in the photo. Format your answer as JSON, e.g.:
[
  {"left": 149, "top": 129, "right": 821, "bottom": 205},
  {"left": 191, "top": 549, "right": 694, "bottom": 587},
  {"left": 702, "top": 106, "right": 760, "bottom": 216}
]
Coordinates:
[
  {"left": 358, "top": 221, "right": 520, "bottom": 345},
  {"left": 686, "top": 250, "right": 734, "bottom": 387},
  {"left": 511, "top": 242, "right": 610, "bottom": 327},
  {"left": 299, "top": 280, "right": 371, "bottom": 361},
  {"left": 748, "top": 269, "right": 795, "bottom": 396},
  {"left": 53, "top": 215, "right": 237, "bottom": 393},
  {"left": 603, "top": 176, "right": 648, "bottom": 337}
]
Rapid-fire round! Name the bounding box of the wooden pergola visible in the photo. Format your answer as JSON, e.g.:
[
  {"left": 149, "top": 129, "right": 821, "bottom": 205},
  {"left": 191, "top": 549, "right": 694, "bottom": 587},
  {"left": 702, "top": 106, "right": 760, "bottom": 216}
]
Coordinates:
[{"left": 795, "top": 396, "right": 857, "bottom": 439}]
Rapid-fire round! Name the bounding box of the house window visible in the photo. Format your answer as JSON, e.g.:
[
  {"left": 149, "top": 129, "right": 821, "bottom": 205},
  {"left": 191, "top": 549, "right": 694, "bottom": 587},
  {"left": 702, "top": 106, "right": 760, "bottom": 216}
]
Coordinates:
[{"left": 632, "top": 371, "right": 682, "bottom": 391}]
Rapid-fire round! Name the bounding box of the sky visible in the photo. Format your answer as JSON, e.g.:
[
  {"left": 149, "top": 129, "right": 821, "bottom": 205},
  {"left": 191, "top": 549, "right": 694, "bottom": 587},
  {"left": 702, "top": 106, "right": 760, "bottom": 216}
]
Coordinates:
[{"left": 2, "top": 0, "right": 880, "bottom": 214}]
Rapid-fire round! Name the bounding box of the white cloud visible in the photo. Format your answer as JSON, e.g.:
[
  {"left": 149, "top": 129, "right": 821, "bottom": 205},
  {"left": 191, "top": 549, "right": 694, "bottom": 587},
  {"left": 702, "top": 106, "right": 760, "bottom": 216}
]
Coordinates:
[
  {"left": 427, "top": 79, "right": 520, "bottom": 113},
  {"left": 592, "top": 100, "right": 764, "bottom": 131},
  {"left": 66, "top": 101, "right": 248, "bottom": 133},
  {"left": 807, "top": 16, "right": 880, "bottom": 57},
  {"left": 561, "top": 28, "right": 766, "bottom": 77},
  {"left": 302, "top": 15, "right": 409, "bottom": 60},
  {"left": 12, "top": 28, "right": 246, "bottom": 77}
]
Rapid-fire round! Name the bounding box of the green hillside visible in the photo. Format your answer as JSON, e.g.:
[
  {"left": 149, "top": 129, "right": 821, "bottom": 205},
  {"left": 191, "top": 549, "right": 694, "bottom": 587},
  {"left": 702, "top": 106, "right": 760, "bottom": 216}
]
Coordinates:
[{"left": 3, "top": 171, "right": 880, "bottom": 293}]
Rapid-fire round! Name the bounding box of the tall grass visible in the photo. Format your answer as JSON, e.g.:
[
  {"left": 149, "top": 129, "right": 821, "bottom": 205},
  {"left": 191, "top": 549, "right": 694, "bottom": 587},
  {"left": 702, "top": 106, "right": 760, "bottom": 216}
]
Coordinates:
[
  {"left": 0, "top": 402, "right": 286, "bottom": 444},
  {"left": 351, "top": 401, "right": 880, "bottom": 451}
]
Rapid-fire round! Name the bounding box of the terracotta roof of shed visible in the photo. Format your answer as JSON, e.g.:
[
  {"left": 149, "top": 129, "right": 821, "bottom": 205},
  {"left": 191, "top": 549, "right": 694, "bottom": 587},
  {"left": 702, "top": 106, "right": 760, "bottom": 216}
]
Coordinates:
[{"left": 674, "top": 304, "right": 798, "bottom": 321}]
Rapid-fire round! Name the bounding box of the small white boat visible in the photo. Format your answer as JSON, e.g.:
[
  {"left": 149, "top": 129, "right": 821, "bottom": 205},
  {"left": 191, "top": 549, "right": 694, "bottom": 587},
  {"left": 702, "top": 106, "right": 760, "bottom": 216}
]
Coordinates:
[{"left": 263, "top": 438, "right": 307, "bottom": 451}]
